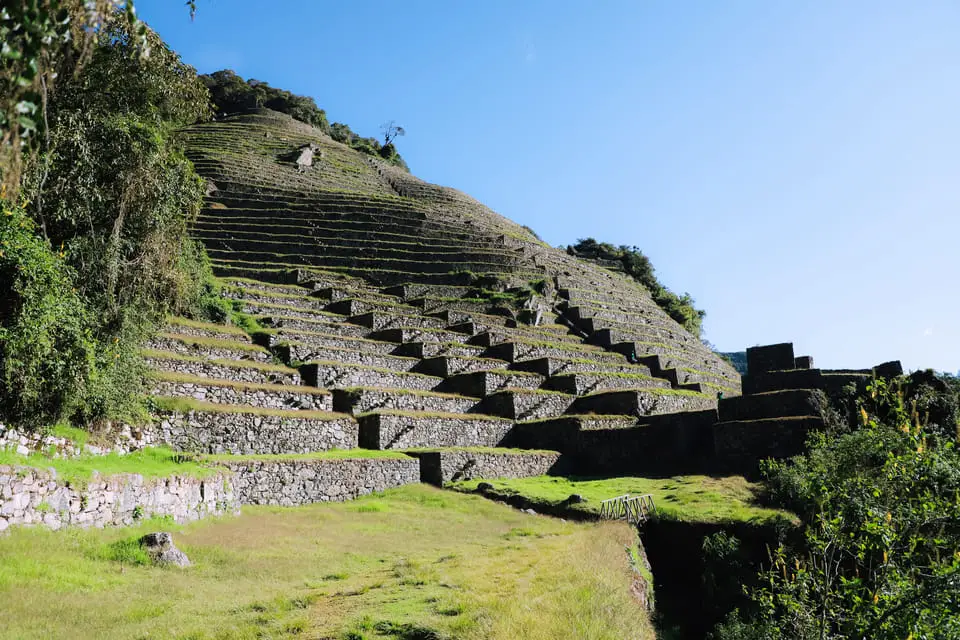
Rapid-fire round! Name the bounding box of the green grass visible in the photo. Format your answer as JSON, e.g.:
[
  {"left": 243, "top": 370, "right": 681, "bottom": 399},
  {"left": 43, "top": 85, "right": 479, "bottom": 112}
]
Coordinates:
[
  {"left": 149, "top": 397, "right": 350, "bottom": 420},
  {"left": 449, "top": 475, "right": 794, "bottom": 526},
  {"left": 340, "top": 386, "right": 474, "bottom": 399},
  {"left": 580, "top": 387, "right": 710, "bottom": 399},
  {"left": 0, "top": 485, "right": 653, "bottom": 639},
  {"left": 0, "top": 447, "right": 219, "bottom": 487},
  {"left": 165, "top": 316, "right": 248, "bottom": 336}
]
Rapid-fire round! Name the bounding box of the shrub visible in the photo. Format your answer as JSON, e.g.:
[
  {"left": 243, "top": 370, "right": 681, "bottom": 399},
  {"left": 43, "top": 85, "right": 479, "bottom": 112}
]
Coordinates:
[{"left": 0, "top": 204, "right": 94, "bottom": 427}]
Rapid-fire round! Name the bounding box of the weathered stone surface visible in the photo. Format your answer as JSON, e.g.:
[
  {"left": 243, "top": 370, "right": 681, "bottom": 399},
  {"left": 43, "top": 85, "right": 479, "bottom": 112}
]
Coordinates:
[
  {"left": 0, "top": 466, "right": 237, "bottom": 531},
  {"left": 358, "top": 412, "right": 513, "bottom": 449},
  {"left": 478, "top": 390, "right": 574, "bottom": 420},
  {"left": 0, "top": 424, "right": 154, "bottom": 458},
  {"left": 411, "top": 450, "right": 562, "bottom": 485},
  {"left": 152, "top": 380, "right": 332, "bottom": 411},
  {"left": 569, "top": 390, "right": 716, "bottom": 417},
  {"left": 147, "top": 336, "right": 270, "bottom": 362},
  {"left": 333, "top": 388, "right": 478, "bottom": 415},
  {"left": 300, "top": 362, "right": 440, "bottom": 391},
  {"left": 154, "top": 410, "right": 358, "bottom": 454},
  {"left": 140, "top": 532, "right": 191, "bottom": 567},
  {"left": 714, "top": 416, "right": 824, "bottom": 474},
  {"left": 145, "top": 356, "right": 300, "bottom": 386},
  {"left": 226, "top": 457, "right": 420, "bottom": 505}
]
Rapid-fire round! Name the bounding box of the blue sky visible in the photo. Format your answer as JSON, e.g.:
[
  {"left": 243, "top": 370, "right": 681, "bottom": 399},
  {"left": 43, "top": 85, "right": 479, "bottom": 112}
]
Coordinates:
[{"left": 138, "top": 1, "right": 960, "bottom": 372}]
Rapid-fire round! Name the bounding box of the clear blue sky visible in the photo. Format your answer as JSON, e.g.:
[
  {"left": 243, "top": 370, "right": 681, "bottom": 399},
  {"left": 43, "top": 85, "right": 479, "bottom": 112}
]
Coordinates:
[{"left": 139, "top": 0, "right": 960, "bottom": 372}]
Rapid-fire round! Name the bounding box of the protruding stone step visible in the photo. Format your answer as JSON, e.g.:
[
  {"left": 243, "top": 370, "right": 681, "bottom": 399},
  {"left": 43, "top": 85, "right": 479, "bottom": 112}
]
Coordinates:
[
  {"left": 569, "top": 388, "right": 716, "bottom": 417},
  {"left": 349, "top": 311, "right": 445, "bottom": 331},
  {"left": 440, "top": 370, "right": 545, "bottom": 398},
  {"left": 483, "top": 340, "right": 624, "bottom": 364},
  {"left": 257, "top": 314, "right": 370, "bottom": 338},
  {"left": 357, "top": 411, "right": 513, "bottom": 449},
  {"left": 332, "top": 387, "right": 478, "bottom": 415},
  {"left": 147, "top": 333, "right": 272, "bottom": 362},
  {"left": 509, "top": 357, "right": 654, "bottom": 378},
  {"left": 392, "top": 342, "right": 485, "bottom": 359},
  {"left": 545, "top": 372, "right": 671, "bottom": 395},
  {"left": 150, "top": 373, "right": 332, "bottom": 411},
  {"left": 257, "top": 329, "right": 397, "bottom": 355},
  {"left": 476, "top": 389, "right": 574, "bottom": 420},
  {"left": 414, "top": 355, "right": 507, "bottom": 377},
  {"left": 299, "top": 361, "right": 441, "bottom": 391},
  {"left": 279, "top": 344, "right": 420, "bottom": 372},
  {"left": 151, "top": 400, "right": 357, "bottom": 454},
  {"left": 368, "top": 326, "right": 470, "bottom": 345},
  {"left": 143, "top": 350, "right": 300, "bottom": 385}
]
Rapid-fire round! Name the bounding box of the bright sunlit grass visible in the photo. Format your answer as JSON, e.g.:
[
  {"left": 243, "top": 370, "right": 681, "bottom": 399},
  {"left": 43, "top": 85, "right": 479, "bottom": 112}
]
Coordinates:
[{"left": 0, "top": 484, "right": 653, "bottom": 640}]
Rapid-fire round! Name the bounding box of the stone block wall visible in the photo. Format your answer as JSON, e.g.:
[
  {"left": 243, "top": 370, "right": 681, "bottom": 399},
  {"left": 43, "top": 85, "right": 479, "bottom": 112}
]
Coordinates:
[
  {"left": 358, "top": 413, "right": 513, "bottom": 449},
  {"left": 151, "top": 380, "right": 332, "bottom": 412},
  {"left": 0, "top": 424, "right": 155, "bottom": 458},
  {"left": 0, "top": 466, "right": 238, "bottom": 531},
  {"left": 412, "top": 450, "right": 562, "bottom": 485},
  {"left": 154, "top": 410, "right": 358, "bottom": 454},
  {"left": 145, "top": 356, "right": 300, "bottom": 385},
  {"left": 225, "top": 457, "right": 421, "bottom": 505}
]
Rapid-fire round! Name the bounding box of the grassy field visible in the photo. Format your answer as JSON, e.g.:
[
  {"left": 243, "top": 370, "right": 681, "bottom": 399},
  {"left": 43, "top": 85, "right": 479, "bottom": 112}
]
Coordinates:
[
  {"left": 450, "top": 475, "right": 794, "bottom": 526},
  {"left": 0, "top": 485, "right": 653, "bottom": 640}
]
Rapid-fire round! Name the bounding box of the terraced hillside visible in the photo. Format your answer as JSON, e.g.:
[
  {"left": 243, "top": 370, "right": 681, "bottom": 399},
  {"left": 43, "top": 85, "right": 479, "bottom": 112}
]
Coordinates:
[{"left": 142, "top": 108, "right": 742, "bottom": 487}]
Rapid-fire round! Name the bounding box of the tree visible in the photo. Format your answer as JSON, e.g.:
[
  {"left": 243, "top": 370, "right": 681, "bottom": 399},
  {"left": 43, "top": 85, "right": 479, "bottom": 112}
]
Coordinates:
[{"left": 381, "top": 120, "right": 406, "bottom": 146}]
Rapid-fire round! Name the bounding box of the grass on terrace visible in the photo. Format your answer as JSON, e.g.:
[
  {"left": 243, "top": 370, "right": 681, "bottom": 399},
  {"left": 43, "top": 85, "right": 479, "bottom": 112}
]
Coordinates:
[
  {"left": 450, "top": 475, "right": 794, "bottom": 526},
  {"left": 0, "top": 485, "right": 652, "bottom": 640}
]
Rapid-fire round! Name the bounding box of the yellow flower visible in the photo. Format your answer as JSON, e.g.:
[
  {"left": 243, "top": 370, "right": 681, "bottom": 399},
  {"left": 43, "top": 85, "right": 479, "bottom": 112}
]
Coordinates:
[{"left": 873, "top": 592, "right": 879, "bottom": 604}]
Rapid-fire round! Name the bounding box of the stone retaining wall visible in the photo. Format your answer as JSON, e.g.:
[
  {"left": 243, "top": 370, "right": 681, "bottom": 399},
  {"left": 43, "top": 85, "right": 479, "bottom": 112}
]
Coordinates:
[
  {"left": 0, "top": 424, "right": 154, "bottom": 458},
  {"left": 0, "top": 466, "right": 238, "bottom": 531},
  {"left": 412, "top": 450, "right": 562, "bottom": 485},
  {"left": 226, "top": 457, "right": 421, "bottom": 505},
  {"left": 145, "top": 356, "right": 300, "bottom": 386},
  {"left": 358, "top": 413, "right": 513, "bottom": 449},
  {"left": 333, "top": 388, "right": 477, "bottom": 415},
  {"left": 147, "top": 337, "right": 270, "bottom": 362},
  {"left": 154, "top": 410, "right": 358, "bottom": 454},
  {"left": 152, "top": 380, "right": 332, "bottom": 412}
]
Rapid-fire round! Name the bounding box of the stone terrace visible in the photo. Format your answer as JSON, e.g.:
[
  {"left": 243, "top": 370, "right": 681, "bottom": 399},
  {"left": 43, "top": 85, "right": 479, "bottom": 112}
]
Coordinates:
[{"left": 137, "top": 108, "right": 747, "bottom": 503}]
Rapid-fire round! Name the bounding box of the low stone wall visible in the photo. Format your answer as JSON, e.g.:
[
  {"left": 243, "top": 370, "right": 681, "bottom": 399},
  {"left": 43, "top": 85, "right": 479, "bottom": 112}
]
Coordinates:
[
  {"left": 154, "top": 410, "right": 358, "bottom": 454},
  {"left": 226, "top": 457, "right": 421, "bottom": 505},
  {"left": 479, "top": 391, "right": 574, "bottom": 420},
  {"left": 145, "top": 356, "right": 300, "bottom": 386},
  {"left": 0, "top": 424, "right": 154, "bottom": 458},
  {"left": 333, "top": 388, "right": 477, "bottom": 415},
  {"left": 0, "top": 466, "right": 237, "bottom": 531},
  {"left": 300, "top": 362, "right": 440, "bottom": 391},
  {"left": 151, "top": 380, "right": 332, "bottom": 412},
  {"left": 358, "top": 413, "right": 513, "bottom": 449},
  {"left": 411, "top": 450, "right": 562, "bottom": 485},
  {"left": 147, "top": 336, "right": 270, "bottom": 362}
]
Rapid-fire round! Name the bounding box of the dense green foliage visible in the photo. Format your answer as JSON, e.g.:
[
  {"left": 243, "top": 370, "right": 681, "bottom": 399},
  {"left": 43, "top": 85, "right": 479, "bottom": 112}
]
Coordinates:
[
  {"left": 715, "top": 376, "right": 960, "bottom": 639},
  {"left": 1, "top": 15, "right": 214, "bottom": 428},
  {"left": 567, "top": 238, "right": 706, "bottom": 336},
  {"left": 202, "top": 70, "right": 409, "bottom": 171}
]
